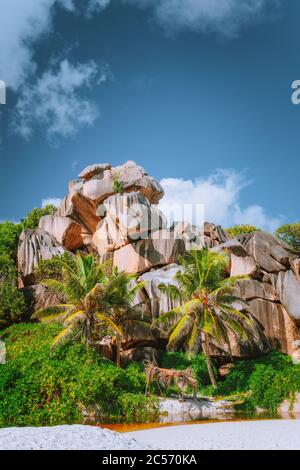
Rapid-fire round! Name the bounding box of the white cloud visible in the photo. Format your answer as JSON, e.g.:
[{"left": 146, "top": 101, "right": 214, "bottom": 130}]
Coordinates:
[
  {"left": 124, "top": 0, "right": 280, "bottom": 37},
  {"left": 13, "top": 59, "right": 109, "bottom": 143},
  {"left": 0, "top": 0, "right": 78, "bottom": 90},
  {"left": 42, "top": 198, "right": 62, "bottom": 208},
  {"left": 159, "top": 169, "right": 282, "bottom": 232}
]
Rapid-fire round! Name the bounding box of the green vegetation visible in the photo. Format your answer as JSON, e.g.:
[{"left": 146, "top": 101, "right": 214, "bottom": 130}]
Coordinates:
[
  {"left": 0, "top": 323, "right": 158, "bottom": 427},
  {"left": 157, "top": 248, "right": 256, "bottom": 388},
  {"left": 159, "top": 351, "right": 218, "bottom": 388},
  {"left": 33, "top": 253, "right": 150, "bottom": 365},
  {"left": 20, "top": 204, "right": 57, "bottom": 231},
  {"left": 112, "top": 175, "right": 123, "bottom": 194},
  {"left": 210, "top": 351, "right": 300, "bottom": 413},
  {"left": 0, "top": 255, "right": 26, "bottom": 329},
  {"left": 226, "top": 225, "right": 261, "bottom": 238},
  {"left": 275, "top": 223, "right": 300, "bottom": 251}
]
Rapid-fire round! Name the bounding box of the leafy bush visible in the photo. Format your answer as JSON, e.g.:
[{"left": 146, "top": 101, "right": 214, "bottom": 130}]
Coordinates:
[
  {"left": 0, "top": 222, "right": 22, "bottom": 260},
  {"left": 0, "top": 255, "right": 26, "bottom": 329},
  {"left": 0, "top": 323, "right": 158, "bottom": 427},
  {"left": 226, "top": 225, "right": 261, "bottom": 238},
  {"left": 275, "top": 223, "right": 300, "bottom": 251},
  {"left": 214, "top": 351, "right": 300, "bottom": 413},
  {"left": 20, "top": 205, "right": 57, "bottom": 231},
  {"left": 33, "top": 252, "right": 76, "bottom": 283}
]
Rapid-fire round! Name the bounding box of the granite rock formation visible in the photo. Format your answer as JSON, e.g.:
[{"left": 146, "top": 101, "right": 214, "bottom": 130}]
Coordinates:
[{"left": 17, "top": 162, "right": 300, "bottom": 360}]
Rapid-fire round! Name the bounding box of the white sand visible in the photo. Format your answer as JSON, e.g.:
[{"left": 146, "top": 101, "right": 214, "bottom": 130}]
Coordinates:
[
  {"left": 2, "top": 420, "right": 300, "bottom": 450},
  {"left": 127, "top": 420, "right": 300, "bottom": 450},
  {"left": 0, "top": 425, "right": 153, "bottom": 450}
]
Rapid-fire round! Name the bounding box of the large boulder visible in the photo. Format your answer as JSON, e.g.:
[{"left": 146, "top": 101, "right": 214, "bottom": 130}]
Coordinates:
[
  {"left": 82, "top": 161, "right": 164, "bottom": 205},
  {"left": 271, "top": 270, "right": 300, "bottom": 321},
  {"left": 247, "top": 299, "right": 298, "bottom": 354},
  {"left": 139, "top": 264, "right": 182, "bottom": 319},
  {"left": 23, "top": 284, "right": 62, "bottom": 319},
  {"left": 234, "top": 279, "right": 278, "bottom": 302},
  {"left": 18, "top": 229, "right": 66, "bottom": 282},
  {"left": 93, "top": 192, "right": 167, "bottom": 254},
  {"left": 58, "top": 193, "right": 100, "bottom": 235},
  {"left": 78, "top": 163, "right": 111, "bottom": 180},
  {"left": 39, "top": 215, "right": 83, "bottom": 251},
  {"left": 113, "top": 230, "right": 186, "bottom": 274},
  {"left": 237, "top": 232, "right": 292, "bottom": 273}
]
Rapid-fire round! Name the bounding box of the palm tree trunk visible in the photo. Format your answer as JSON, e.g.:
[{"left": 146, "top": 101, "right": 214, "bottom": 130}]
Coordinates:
[
  {"left": 203, "top": 333, "right": 217, "bottom": 389},
  {"left": 116, "top": 339, "right": 121, "bottom": 367}
]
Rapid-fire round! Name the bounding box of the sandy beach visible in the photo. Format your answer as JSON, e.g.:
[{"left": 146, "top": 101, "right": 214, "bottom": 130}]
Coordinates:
[
  {"left": 127, "top": 420, "right": 300, "bottom": 450},
  {"left": 1, "top": 420, "right": 300, "bottom": 450}
]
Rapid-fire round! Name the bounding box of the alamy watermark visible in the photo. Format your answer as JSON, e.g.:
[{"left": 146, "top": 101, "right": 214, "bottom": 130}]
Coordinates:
[
  {"left": 0, "top": 80, "right": 6, "bottom": 105},
  {"left": 291, "top": 80, "right": 300, "bottom": 105}
]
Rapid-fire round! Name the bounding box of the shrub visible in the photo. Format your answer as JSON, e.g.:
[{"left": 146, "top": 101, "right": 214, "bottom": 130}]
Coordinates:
[
  {"left": 275, "top": 223, "right": 300, "bottom": 251},
  {"left": 0, "top": 222, "right": 22, "bottom": 260},
  {"left": 226, "top": 225, "right": 261, "bottom": 238},
  {"left": 215, "top": 351, "right": 300, "bottom": 413},
  {"left": 33, "top": 252, "right": 76, "bottom": 283},
  {"left": 0, "top": 323, "right": 158, "bottom": 427},
  {"left": 0, "top": 255, "right": 26, "bottom": 330},
  {"left": 20, "top": 205, "right": 57, "bottom": 231}
]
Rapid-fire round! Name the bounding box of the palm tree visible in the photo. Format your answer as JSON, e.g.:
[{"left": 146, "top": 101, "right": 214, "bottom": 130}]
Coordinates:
[
  {"left": 32, "top": 253, "right": 150, "bottom": 365},
  {"left": 157, "top": 248, "right": 259, "bottom": 388}
]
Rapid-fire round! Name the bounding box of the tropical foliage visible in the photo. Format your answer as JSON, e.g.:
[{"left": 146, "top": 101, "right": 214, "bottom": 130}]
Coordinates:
[
  {"left": 157, "top": 248, "right": 258, "bottom": 388},
  {"left": 275, "top": 223, "right": 300, "bottom": 251},
  {"left": 0, "top": 254, "right": 26, "bottom": 329},
  {"left": 0, "top": 323, "right": 158, "bottom": 427},
  {"left": 226, "top": 224, "right": 261, "bottom": 238},
  {"left": 33, "top": 253, "right": 150, "bottom": 365}
]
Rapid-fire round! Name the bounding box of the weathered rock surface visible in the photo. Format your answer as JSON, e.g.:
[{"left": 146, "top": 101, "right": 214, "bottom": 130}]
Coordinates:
[
  {"left": 139, "top": 264, "right": 182, "bottom": 319},
  {"left": 18, "top": 229, "right": 66, "bottom": 282},
  {"left": 237, "top": 232, "right": 292, "bottom": 273},
  {"left": 271, "top": 270, "right": 300, "bottom": 321},
  {"left": 113, "top": 231, "right": 186, "bottom": 274},
  {"left": 16, "top": 161, "right": 300, "bottom": 360},
  {"left": 93, "top": 192, "right": 167, "bottom": 254},
  {"left": 79, "top": 163, "right": 111, "bottom": 180},
  {"left": 58, "top": 193, "right": 100, "bottom": 235},
  {"left": 121, "top": 347, "right": 158, "bottom": 367},
  {"left": 234, "top": 279, "right": 278, "bottom": 302},
  {"left": 39, "top": 215, "right": 83, "bottom": 251},
  {"left": 247, "top": 299, "right": 297, "bottom": 354},
  {"left": 82, "top": 161, "right": 164, "bottom": 205},
  {"left": 23, "top": 284, "right": 62, "bottom": 319}
]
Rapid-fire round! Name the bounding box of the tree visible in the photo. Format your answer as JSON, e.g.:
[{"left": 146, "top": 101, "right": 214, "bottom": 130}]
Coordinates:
[
  {"left": 0, "top": 222, "right": 22, "bottom": 260},
  {"left": 33, "top": 253, "right": 150, "bottom": 365},
  {"left": 0, "top": 254, "right": 26, "bottom": 329},
  {"left": 20, "top": 204, "right": 57, "bottom": 230},
  {"left": 275, "top": 223, "right": 300, "bottom": 251},
  {"left": 226, "top": 225, "right": 261, "bottom": 238},
  {"left": 157, "top": 248, "right": 257, "bottom": 388}
]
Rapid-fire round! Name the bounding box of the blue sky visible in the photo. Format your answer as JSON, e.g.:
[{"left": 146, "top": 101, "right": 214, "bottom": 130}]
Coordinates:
[{"left": 0, "top": 0, "right": 299, "bottom": 230}]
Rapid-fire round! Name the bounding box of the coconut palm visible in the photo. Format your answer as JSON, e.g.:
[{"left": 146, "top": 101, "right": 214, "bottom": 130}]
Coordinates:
[
  {"left": 32, "top": 253, "right": 150, "bottom": 365},
  {"left": 157, "top": 248, "right": 259, "bottom": 388}
]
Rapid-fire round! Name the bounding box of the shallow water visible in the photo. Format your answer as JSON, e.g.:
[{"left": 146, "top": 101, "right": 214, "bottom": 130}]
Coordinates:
[{"left": 94, "top": 410, "right": 300, "bottom": 433}]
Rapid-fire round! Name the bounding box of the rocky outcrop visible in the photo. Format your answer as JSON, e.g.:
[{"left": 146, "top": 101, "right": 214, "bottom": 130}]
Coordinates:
[
  {"left": 113, "top": 231, "right": 186, "bottom": 274},
  {"left": 93, "top": 192, "right": 167, "bottom": 254},
  {"left": 16, "top": 161, "right": 300, "bottom": 360},
  {"left": 39, "top": 215, "right": 83, "bottom": 251},
  {"left": 139, "top": 264, "right": 182, "bottom": 319},
  {"left": 23, "top": 284, "right": 62, "bottom": 319},
  {"left": 82, "top": 160, "right": 164, "bottom": 205},
  {"left": 18, "top": 229, "right": 66, "bottom": 283}
]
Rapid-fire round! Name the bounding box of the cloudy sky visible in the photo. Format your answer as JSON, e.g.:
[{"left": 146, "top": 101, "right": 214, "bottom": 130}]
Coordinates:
[{"left": 0, "top": 0, "right": 299, "bottom": 230}]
